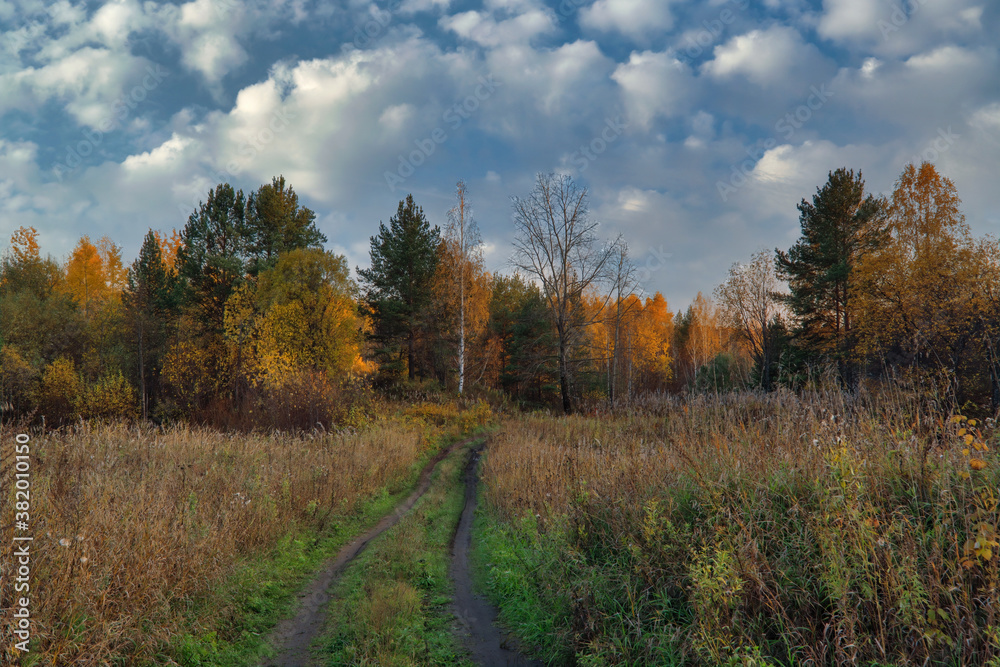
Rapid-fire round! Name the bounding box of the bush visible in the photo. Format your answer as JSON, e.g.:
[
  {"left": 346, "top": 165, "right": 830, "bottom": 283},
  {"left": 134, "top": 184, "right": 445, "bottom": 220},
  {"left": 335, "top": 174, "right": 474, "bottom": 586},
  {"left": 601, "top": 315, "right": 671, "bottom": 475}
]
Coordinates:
[
  {"left": 38, "top": 357, "right": 81, "bottom": 423},
  {"left": 79, "top": 371, "right": 138, "bottom": 420},
  {"left": 0, "top": 344, "right": 38, "bottom": 417}
]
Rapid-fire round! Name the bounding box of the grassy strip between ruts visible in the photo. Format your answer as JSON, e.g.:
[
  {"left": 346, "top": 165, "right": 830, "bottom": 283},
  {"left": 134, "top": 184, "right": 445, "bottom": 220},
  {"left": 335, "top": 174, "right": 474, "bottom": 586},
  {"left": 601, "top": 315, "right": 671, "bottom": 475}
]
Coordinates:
[
  {"left": 315, "top": 438, "right": 482, "bottom": 666},
  {"left": 163, "top": 434, "right": 466, "bottom": 667}
]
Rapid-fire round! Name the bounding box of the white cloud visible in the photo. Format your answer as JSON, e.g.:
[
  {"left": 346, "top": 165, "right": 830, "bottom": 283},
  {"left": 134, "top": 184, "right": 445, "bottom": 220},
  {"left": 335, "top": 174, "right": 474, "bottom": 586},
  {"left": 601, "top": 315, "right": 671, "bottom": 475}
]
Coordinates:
[
  {"left": 701, "top": 26, "right": 826, "bottom": 88},
  {"left": 816, "top": 0, "right": 986, "bottom": 58},
  {"left": 817, "top": 0, "right": 881, "bottom": 42},
  {"left": 379, "top": 103, "right": 415, "bottom": 132},
  {"left": 580, "top": 0, "right": 675, "bottom": 41},
  {"left": 612, "top": 50, "right": 691, "bottom": 129},
  {"left": 483, "top": 39, "right": 615, "bottom": 124},
  {"left": 440, "top": 8, "right": 554, "bottom": 47},
  {"left": 122, "top": 133, "right": 195, "bottom": 173},
  {"left": 0, "top": 47, "right": 148, "bottom": 127}
]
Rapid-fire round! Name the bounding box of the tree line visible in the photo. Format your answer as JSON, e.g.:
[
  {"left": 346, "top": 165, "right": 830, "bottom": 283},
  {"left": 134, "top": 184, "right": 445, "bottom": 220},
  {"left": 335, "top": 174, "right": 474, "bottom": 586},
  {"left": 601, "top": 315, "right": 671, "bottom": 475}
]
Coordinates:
[
  {"left": 714, "top": 162, "right": 1000, "bottom": 413},
  {"left": 0, "top": 161, "right": 995, "bottom": 425}
]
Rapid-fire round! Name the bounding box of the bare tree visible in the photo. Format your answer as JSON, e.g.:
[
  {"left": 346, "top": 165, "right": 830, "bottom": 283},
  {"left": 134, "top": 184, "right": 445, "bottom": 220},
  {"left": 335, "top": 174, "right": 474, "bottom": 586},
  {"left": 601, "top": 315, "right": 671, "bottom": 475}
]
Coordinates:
[
  {"left": 446, "top": 180, "right": 481, "bottom": 395},
  {"left": 511, "top": 173, "right": 615, "bottom": 414},
  {"left": 715, "top": 249, "right": 785, "bottom": 391}
]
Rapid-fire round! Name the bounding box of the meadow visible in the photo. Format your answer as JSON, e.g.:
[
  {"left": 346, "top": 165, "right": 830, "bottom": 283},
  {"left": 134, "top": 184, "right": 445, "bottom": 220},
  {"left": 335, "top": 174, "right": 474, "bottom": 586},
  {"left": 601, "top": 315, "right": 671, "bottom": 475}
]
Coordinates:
[
  {"left": 476, "top": 388, "right": 1000, "bottom": 666},
  {"left": 0, "top": 402, "right": 490, "bottom": 667},
  {"left": 4, "top": 387, "right": 999, "bottom": 667}
]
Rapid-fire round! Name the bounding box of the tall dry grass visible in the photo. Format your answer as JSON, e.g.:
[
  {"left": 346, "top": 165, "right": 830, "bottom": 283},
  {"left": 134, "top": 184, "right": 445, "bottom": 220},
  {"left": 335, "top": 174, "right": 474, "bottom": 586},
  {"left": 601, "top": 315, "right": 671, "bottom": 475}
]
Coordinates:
[
  {"left": 0, "top": 420, "right": 429, "bottom": 665},
  {"left": 481, "top": 388, "right": 1000, "bottom": 665}
]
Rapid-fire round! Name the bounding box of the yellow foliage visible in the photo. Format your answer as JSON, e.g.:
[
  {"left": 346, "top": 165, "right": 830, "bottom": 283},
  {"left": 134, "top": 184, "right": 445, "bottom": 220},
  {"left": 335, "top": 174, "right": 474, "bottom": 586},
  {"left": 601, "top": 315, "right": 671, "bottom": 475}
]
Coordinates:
[
  {"left": 0, "top": 345, "right": 38, "bottom": 415},
  {"left": 853, "top": 163, "right": 977, "bottom": 366},
  {"left": 38, "top": 357, "right": 81, "bottom": 422},
  {"left": 224, "top": 250, "right": 364, "bottom": 391},
  {"left": 80, "top": 371, "right": 138, "bottom": 420},
  {"left": 162, "top": 340, "right": 221, "bottom": 410},
  {"left": 153, "top": 228, "right": 183, "bottom": 272}
]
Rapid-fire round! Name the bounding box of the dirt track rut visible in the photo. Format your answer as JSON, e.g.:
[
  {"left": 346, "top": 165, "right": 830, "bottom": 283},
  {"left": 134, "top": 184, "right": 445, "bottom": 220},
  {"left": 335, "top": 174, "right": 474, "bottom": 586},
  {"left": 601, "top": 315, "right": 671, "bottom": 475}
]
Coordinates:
[
  {"left": 450, "top": 445, "right": 544, "bottom": 667},
  {"left": 261, "top": 437, "right": 470, "bottom": 667}
]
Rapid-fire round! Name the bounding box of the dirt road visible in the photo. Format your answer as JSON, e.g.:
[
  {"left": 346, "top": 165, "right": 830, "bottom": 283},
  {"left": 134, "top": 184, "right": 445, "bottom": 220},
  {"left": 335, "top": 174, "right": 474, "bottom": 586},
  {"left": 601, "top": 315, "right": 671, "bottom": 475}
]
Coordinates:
[
  {"left": 261, "top": 437, "right": 470, "bottom": 666},
  {"left": 450, "top": 445, "right": 544, "bottom": 667}
]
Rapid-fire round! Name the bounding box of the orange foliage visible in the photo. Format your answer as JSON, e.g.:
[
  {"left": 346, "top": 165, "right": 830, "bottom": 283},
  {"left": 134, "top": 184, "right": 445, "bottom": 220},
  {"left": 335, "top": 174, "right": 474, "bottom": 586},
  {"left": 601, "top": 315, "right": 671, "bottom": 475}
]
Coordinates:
[
  {"left": 153, "top": 229, "right": 183, "bottom": 271},
  {"left": 60, "top": 235, "right": 127, "bottom": 322},
  {"left": 62, "top": 237, "right": 108, "bottom": 317},
  {"left": 853, "top": 162, "right": 976, "bottom": 368},
  {"left": 9, "top": 226, "right": 40, "bottom": 263}
]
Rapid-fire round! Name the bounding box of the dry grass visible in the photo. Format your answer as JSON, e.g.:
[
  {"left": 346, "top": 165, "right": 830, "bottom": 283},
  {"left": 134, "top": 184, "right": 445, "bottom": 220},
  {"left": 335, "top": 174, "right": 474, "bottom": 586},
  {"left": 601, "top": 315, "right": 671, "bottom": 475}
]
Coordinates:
[
  {"left": 0, "top": 420, "right": 431, "bottom": 666},
  {"left": 480, "top": 389, "right": 1000, "bottom": 665}
]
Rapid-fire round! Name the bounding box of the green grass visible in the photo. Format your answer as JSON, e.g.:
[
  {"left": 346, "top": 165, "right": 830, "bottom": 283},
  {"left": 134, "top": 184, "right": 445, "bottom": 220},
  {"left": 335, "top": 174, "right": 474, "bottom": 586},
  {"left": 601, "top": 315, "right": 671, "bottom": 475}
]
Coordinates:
[
  {"left": 160, "top": 445, "right": 449, "bottom": 667},
  {"left": 316, "top": 440, "right": 479, "bottom": 666},
  {"left": 470, "top": 510, "right": 573, "bottom": 665}
]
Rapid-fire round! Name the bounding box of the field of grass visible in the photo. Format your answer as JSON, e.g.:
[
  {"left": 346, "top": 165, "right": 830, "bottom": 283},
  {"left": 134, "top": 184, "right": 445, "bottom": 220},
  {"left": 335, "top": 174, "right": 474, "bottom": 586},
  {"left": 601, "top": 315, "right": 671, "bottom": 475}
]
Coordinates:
[
  {"left": 8, "top": 387, "right": 1000, "bottom": 667},
  {"left": 475, "top": 389, "right": 1000, "bottom": 666},
  {"left": 0, "top": 400, "right": 492, "bottom": 667}
]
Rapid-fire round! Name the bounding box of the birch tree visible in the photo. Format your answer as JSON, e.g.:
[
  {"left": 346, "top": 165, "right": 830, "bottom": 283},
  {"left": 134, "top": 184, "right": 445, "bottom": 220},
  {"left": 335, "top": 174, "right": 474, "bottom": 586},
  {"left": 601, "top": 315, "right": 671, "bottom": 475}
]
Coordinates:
[
  {"left": 716, "top": 249, "right": 784, "bottom": 391},
  {"left": 446, "top": 180, "right": 483, "bottom": 394}
]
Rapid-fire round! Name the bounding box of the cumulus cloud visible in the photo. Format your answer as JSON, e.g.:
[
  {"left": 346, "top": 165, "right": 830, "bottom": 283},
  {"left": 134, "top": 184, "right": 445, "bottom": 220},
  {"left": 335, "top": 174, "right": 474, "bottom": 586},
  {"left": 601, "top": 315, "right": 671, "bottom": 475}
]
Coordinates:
[
  {"left": 701, "top": 26, "right": 830, "bottom": 89},
  {"left": 0, "top": 47, "right": 149, "bottom": 127},
  {"left": 579, "top": 0, "right": 676, "bottom": 41},
  {"left": 816, "top": 0, "right": 987, "bottom": 58},
  {"left": 612, "top": 50, "right": 692, "bottom": 129},
  {"left": 440, "top": 7, "right": 554, "bottom": 47},
  {"left": 817, "top": 0, "right": 883, "bottom": 42}
]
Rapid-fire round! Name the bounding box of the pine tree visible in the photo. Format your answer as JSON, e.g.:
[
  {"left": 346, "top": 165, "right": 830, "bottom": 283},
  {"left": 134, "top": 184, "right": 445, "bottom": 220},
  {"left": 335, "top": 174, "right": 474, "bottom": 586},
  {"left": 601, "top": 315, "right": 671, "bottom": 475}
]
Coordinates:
[
  {"left": 245, "top": 176, "right": 326, "bottom": 276},
  {"left": 176, "top": 183, "right": 249, "bottom": 333},
  {"left": 358, "top": 195, "right": 441, "bottom": 381},
  {"left": 776, "top": 168, "right": 884, "bottom": 384}
]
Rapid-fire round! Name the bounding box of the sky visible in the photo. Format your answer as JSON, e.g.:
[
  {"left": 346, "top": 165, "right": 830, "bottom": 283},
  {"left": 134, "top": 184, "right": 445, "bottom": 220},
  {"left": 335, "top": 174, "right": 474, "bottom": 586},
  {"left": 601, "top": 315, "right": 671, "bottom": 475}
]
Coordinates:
[{"left": 1, "top": 0, "right": 998, "bottom": 311}]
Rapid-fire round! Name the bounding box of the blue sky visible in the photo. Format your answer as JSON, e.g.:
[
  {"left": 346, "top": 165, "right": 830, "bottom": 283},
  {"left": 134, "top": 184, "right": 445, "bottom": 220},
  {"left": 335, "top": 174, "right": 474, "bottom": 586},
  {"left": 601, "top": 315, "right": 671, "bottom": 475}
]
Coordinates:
[{"left": 1, "top": 0, "right": 998, "bottom": 310}]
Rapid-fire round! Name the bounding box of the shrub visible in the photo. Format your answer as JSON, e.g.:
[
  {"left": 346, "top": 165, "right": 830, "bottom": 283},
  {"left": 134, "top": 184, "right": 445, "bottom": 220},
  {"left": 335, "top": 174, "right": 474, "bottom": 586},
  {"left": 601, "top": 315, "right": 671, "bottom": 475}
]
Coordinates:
[
  {"left": 0, "top": 344, "right": 38, "bottom": 417},
  {"left": 79, "top": 371, "right": 138, "bottom": 420},
  {"left": 38, "top": 357, "right": 81, "bottom": 423}
]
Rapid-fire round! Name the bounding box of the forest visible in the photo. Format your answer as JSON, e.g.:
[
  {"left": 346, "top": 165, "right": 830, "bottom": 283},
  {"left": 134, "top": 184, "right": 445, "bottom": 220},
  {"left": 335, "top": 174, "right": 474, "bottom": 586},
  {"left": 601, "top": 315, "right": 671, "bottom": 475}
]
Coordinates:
[
  {"left": 2, "top": 162, "right": 998, "bottom": 426},
  {"left": 4, "top": 161, "right": 1000, "bottom": 666}
]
